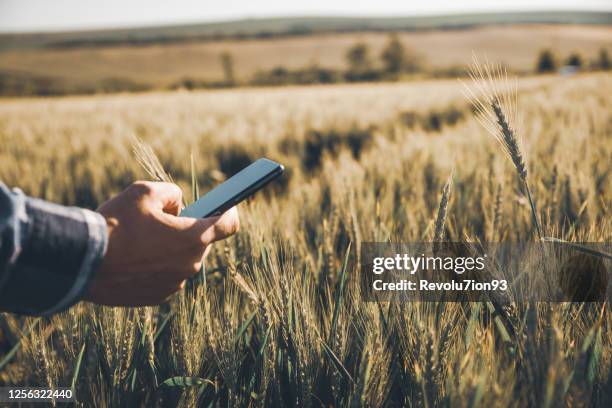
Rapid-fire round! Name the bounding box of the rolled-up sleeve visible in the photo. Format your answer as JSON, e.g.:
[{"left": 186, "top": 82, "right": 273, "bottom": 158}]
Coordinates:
[{"left": 0, "top": 182, "right": 108, "bottom": 315}]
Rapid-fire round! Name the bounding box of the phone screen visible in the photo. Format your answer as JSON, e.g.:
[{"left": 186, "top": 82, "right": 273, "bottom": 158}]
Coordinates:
[{"left": 180, "top": 158, "right": 284, "bottom": 218}]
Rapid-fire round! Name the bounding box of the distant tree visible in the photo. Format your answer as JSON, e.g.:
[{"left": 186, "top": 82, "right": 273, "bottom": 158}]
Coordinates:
[
  {"left": 566, "top": 52, "right": 582, "bottom": 68},
  {"left": 598, "top": 48, "right": 610, "bottom": 70},
  {"left": 220, "top": 52, "right": 235, "bottom": 85},
  {"left": 344, "top": 42, "right": 381, "bottom": 81},
  {"left": 180, "top": 78, "right": 196, "bottom": 90},
  {"left": 346, "top": 42, "right": 371, "bottom": 74},
  {"left": 536, "top": 49, "right": 556, "bottom": 73},
  {"left": 381, "top": 34, "right": 406, "bottom": 74}
]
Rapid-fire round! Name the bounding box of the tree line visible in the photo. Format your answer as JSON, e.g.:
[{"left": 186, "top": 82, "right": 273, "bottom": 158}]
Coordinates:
[
  {"left": 1, "top": 34, "right": 610, "bottom": 96},
  {"left": 206, "top": 35, "right": 611, "bottom": 88},
  {"left": 536, "top": 48, "right": 610, "bottom": 73}
]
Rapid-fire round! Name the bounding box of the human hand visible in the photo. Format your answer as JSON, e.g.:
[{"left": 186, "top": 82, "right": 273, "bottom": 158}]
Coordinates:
[{"left": 84, "top": 181, "right": 239, "bottom": 306}]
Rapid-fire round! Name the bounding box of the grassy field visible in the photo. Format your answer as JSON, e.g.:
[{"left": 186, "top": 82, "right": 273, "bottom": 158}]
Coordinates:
[
  {"left": 1, "top": 24, "right": 610, "bottom": 87},
  {"left": 0, "top": 70, "right": 611, "bottom": 406}
]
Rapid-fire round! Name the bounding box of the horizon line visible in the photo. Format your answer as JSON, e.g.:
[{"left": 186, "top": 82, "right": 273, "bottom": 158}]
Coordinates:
[{"left": 1, "top": 8, "right": 610, "bottom": 35}]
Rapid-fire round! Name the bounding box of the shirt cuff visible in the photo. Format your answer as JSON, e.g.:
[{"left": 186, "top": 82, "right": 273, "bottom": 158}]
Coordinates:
[
  {"left": 5, "top": 196, "right": 108, "bottom": 315},
  {"left": 43, "top": 208, "right": 108, "bottom": 315}
]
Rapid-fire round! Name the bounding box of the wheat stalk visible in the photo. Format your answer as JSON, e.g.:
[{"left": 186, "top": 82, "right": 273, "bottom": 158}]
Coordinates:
[
  {"left": 434, "top": 173, "right": 452, "bottom": 244},
  {"left": 462, "top": 55, "right": 542, "bottom": 239},
  {"left": 491, "top": 183, "right": 503, "bottom": 240},
  {"left": 131, "top": 137, "right": 174, "bottom": 183}
]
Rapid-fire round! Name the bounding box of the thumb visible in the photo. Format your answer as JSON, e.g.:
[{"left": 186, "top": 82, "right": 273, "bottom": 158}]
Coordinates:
[{"left": 169, "top": 206, "right": 240, "bottom": 245}]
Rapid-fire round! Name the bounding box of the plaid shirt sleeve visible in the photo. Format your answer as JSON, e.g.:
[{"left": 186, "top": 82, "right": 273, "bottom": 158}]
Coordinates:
[{"left": 0, "top": 182, "right": 108, "bottom": 316}]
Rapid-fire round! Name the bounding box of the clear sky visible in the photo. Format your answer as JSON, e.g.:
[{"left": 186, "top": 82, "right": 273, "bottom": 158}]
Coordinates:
[{"left": 0, "top": 0, "right": 610, "bottom": 33}]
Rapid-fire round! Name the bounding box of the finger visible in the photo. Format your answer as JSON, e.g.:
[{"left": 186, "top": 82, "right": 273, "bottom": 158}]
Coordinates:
[
  {"left": 138, "top": 181, "right": 183, "bottom": 215},
  {"left": 200, "top": 206, "right": 240, "bottom": 244},
  {"left": 189, "top": 246, "right": 211, "bottom": 277},
  {"left": 167, "top": 206, "right": 240, "bottom": 245}
]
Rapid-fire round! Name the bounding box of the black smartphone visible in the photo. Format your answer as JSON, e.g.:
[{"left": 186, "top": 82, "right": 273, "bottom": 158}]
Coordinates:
[{"left": 180, "top": 158, "right": 284, "bottom": 218}]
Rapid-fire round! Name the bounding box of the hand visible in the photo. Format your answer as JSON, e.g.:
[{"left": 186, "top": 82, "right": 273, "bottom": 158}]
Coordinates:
[{"left": 84, "top": 181, "right": 239, "bottom": 306}]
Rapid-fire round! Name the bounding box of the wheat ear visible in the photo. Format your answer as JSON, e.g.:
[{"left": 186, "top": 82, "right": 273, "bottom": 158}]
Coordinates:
[
  {"left": 462, "top": 55, "right": 542, "bottom": 239},
  {"left": 434, "top": 174, "right": 452, "bottom": 245}
]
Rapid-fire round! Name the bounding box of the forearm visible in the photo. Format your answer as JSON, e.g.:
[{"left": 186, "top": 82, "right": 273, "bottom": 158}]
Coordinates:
[{"left": 0, "top": 183, "right": 108, "bottom": 315}]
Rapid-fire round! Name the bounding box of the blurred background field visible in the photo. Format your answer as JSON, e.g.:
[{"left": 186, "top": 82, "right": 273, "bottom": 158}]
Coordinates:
[
  {"left": 0, "top": 24, "right": 609, "bottom": 85},
  {"left": 0, "top": 4, "right": 611, "bottom": 407},
  {"left": 0, "top": 12, "right": 611, "bottom": 94}
]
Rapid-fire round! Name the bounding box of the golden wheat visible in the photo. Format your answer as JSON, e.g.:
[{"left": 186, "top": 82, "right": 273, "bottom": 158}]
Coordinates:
[{"left": 0, "top": 71, "right": 610, "bottom": 406}]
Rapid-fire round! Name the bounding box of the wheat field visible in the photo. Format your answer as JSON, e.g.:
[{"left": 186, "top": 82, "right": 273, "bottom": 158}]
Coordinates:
[{"left": 0, "top": 71, "right": 611, "bottom": 406}]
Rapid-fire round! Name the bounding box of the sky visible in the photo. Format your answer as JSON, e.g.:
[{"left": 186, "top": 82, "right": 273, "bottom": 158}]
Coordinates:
[{"left": 0, "top": 0, "right": 611, "bottom": 33}]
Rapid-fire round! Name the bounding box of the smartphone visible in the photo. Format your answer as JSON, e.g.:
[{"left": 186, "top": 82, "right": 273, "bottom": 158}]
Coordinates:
[{"left": 180, "top": 158, "right": 284, "bottom": 218}]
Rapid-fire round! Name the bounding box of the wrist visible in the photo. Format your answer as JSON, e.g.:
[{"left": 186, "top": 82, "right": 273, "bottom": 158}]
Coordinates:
[{"left": 93, "top": 213, "right": 118, "bottom": 272}]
